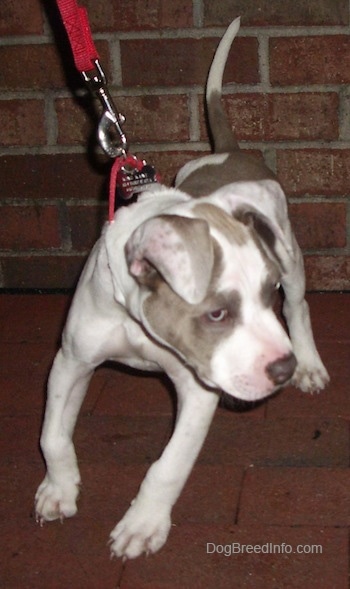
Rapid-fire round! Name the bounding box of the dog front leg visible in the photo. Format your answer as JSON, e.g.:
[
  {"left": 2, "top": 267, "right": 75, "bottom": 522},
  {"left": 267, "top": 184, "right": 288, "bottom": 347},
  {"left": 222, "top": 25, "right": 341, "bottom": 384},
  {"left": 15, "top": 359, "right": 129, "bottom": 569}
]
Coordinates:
[
  {"left": 282, "top": 234, "right": 329, "bottom": 392},
  {"left": 35, "top": 349, "right": 94, "bottom": 523},
  {"left": 109, "top": 376, "right": 219, "bottom": 559}
]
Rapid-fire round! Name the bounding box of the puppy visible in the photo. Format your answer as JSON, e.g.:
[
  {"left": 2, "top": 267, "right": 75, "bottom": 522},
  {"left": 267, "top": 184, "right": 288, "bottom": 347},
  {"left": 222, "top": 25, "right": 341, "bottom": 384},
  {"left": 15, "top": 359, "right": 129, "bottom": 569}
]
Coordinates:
[{"left": 35, "top": 18, "right": 329, "bottom": 559}]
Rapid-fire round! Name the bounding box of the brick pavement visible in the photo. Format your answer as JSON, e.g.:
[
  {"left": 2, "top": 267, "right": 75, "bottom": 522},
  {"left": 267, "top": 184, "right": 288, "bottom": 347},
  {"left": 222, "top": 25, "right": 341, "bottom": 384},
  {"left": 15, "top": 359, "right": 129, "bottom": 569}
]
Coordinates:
[{"left": 0, "top": 293, "right": 348, "bottom": 588}]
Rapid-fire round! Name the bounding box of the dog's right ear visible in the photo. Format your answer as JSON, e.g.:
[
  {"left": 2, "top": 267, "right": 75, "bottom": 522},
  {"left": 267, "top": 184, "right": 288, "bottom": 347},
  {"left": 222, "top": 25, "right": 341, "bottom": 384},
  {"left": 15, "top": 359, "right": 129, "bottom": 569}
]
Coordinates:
[
  {"left": 234, "top": 207, "right": 287, "bottom": 268},
  {"left": 212, "top": 179, "right": 296, "bottom": 265},
  {"left": 125, "top": 214, "right": 214, "bottom": 304}
]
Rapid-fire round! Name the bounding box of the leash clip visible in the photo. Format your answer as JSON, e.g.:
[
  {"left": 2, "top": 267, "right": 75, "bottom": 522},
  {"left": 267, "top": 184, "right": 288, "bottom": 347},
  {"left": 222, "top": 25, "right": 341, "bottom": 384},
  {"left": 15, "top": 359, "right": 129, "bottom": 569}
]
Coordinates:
[{"left": 82, "top": 59, "right": 128, "bottom": 158}]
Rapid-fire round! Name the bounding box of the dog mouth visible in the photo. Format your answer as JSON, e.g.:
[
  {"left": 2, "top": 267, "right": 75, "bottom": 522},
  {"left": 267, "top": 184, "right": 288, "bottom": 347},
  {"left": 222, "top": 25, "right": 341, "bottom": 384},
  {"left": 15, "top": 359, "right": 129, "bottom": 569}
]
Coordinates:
[
  {"left": 219, "top": 391, "right": 268, "bottom": 412},
  {"left": 202, "top": 349, "right": 296, "bottom": 402},
  {"left": 219, "top": 379, "right": 287, "bottom": 408},
  {"left": 195, "top": 369, "right": 281, "bottom": 402}
]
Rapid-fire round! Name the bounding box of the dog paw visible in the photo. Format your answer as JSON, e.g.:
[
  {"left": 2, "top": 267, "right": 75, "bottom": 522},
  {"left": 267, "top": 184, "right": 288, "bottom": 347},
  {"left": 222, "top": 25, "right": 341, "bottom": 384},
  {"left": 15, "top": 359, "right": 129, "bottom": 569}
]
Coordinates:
[
  {"left": 109, "top": 500, "right": 171, "bottom": 559},
  {"left": 292, "top": 359, "right": 330, "bottom": 393},
  {"left": 35, "top": 475, "right": 80, "bottom": 524}
]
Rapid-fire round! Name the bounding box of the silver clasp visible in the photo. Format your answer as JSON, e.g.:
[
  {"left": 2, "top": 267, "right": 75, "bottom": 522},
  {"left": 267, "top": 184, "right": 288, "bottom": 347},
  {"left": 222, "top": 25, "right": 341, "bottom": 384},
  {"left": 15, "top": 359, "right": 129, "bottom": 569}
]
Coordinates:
[{"left": 82, "top": 60, "right": 128, "bottom": 158}]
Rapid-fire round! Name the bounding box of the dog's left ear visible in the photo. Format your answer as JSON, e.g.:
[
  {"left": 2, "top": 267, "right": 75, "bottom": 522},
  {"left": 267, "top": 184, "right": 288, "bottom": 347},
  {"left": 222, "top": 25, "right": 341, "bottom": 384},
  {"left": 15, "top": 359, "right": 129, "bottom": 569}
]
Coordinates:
[{"left": 125, "top": 214, "right": 214, "bottom": 304}]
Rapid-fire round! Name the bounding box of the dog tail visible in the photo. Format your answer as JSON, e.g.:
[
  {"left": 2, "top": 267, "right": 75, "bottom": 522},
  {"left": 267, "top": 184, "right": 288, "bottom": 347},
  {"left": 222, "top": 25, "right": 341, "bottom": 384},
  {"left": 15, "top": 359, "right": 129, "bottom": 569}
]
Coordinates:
[{"left": 206, "top": 17, "right": 241, "bottom": 153}]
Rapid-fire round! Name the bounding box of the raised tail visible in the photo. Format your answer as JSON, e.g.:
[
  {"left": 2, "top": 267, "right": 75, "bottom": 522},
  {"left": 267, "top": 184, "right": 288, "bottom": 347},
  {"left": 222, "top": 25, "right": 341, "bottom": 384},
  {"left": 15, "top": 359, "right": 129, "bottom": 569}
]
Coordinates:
[{"left": 206, "top": 17, "right": 241, "bottom": 153}]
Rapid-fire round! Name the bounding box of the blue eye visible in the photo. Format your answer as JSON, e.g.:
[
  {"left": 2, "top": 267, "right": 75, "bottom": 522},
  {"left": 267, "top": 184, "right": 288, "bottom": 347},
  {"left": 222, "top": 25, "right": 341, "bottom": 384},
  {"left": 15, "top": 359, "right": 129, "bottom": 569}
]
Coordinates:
[{"left": 207, "top": 309, "right": 228, "bottom": 322}]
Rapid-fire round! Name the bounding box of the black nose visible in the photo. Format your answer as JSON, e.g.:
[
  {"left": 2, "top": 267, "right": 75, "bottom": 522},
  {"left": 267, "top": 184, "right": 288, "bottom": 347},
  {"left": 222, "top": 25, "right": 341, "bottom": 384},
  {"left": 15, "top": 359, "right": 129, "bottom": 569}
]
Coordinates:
[{"left": 266, "top": 353, "right": 297, "bottom": 386}]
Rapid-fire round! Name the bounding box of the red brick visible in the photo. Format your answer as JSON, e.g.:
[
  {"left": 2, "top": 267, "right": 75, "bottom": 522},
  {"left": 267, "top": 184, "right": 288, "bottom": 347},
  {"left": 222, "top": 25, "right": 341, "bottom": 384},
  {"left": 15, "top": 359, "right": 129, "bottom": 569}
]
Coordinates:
[
  {"left": 56, "top": 94, "right": 190, "bottom": 145},
  {"left": 0, "top": 342, "right": 57, "bottom": 381},
  {"left": 218, "top": 93, "right": 338, "bottom": 141},
  {"left": 121, "top": 94, "right": 190, "bottom": 143},
  {"left": 76, "top": 415, "right": 173, "bottom": 465},
  {"left": 80, "top": 0, "right": 193, "bottom": 31},
  {"left": 122, "top": 525, "right": 348, "bottom": 589},
  {"left": 0, "top": 349, "right": 56, "bottom": 416},
  {"left": 289, "top": 202, "right": 346, "bottom": 249},
  {"left": 0, "top": 294, "right": 70, "bottom": 344},
  {"left": 0, "top": 41, "right": 109, "bottom": 90},
  {"left": 1, "top": 290, "right": 349, "bottom": 586},
  {"left": 0, "top": 45, "right": 66, "bottom": 91},
  {"left": 175, "top": 465, "right": 242, "bottom": 524},
  {"left": 0, "top": 100, "right": 46, "bottom": 147},
  {"left": 0, "top": 205, "right": 61, "bottom": 250},
  {"left": 0, "top": 154, "right": 107, "bottom": 201},
  {"left": 200, "top": 414, "right": 348, "bottom": 468},
  {"left": 203, "top": 0, "right": 349, "bottom": 26},
  {"left": 55, "top": 98, "right": 93, "bottom": 147},
  {"left": 121, "top": 37, "right": 259, "bottom": 87},
  {"left": 270, "top": 36, "right": 350, "bottom": 86},
  {"left": 0, "top": 0, "right": 44, "bottom": 35},
  {"left": 304, "top": 255, "right": 350, "bottom": 290},
  {"left": 81, "top": 463, "right": 241, "bottom": 525},
  {"left": 277, "top": 149, "right": 350, "bottom": 196},
  {"left": 0, "top": 370, "right": 45, "bottom": 416},
  {"left": 2, "top": 462, "right": 348, "bottom": 588},
  {"left": 77, "top": 462, "right": 240, "bottom": 529},
  {"left": 303, "top": 292, "right": 349, "bottom": 341},
  {"left": 67, "top": 205, "right": 106, "bottom": 251},
  {"left": 93, "top": 369, "right": 174, "bottom": 416},
  {"left": 0, "top": 364, "right": 106, "bottom": 417},
  {"left": 0, "top": 254, "right": 86, "bottom": 289},
  {"left": 0, "top": 503, "right": 123, "bottom": 589},
  {"left": 239, "top": 467, "right": 350, "bottom": 526},
  {"left": 95, "top": 374, "right": 265, "bottom": 420},
  {"left": 268, "top": 341, "right": 350, "bottom": 419}
]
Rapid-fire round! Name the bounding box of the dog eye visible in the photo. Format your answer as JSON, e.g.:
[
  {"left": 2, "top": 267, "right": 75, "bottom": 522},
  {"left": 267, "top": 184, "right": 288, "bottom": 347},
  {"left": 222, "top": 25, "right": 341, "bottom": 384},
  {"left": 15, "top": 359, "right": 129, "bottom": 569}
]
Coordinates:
[{"left": 207, "top": 309, "right": 228, "bottom": 322}]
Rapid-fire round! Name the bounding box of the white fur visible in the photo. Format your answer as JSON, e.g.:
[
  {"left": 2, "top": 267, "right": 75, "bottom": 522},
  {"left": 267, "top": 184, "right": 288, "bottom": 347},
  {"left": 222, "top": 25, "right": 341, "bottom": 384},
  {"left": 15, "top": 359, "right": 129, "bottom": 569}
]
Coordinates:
[
  {"left": 206, "top": 17, "right": 241, "bottom": 103},
  {"left": 35, "top": 180, "right": 329, "bottom": 559},
  {"left": 35, "top": 18, "right": 329, "bottom": 561},
  {"left": 175, "top": 153, "right": 229, "bottom": 186}
]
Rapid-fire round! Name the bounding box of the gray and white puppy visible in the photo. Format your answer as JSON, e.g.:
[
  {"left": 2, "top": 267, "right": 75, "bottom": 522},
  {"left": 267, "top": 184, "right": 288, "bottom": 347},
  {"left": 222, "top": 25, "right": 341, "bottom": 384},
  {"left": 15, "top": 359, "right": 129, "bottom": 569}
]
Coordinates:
[{"left": 35, "top": 18, "right": 329, "bottom": 559}]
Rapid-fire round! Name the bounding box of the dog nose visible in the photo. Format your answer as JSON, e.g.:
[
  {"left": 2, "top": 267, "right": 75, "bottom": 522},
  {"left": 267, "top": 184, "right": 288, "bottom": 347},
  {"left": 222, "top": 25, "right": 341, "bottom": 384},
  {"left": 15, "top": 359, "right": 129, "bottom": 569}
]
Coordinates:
[{"left": 266, "top": 353, "right": 297, "bottom": 385}]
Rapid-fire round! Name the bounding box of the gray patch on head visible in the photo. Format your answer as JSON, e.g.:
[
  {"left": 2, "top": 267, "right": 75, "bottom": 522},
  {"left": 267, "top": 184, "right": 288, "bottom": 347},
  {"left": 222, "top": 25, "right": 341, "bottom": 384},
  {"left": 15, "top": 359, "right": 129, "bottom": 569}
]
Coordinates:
[
  {"left": 142, "top": 240, "right": 242, "bottom": 379},
  {"left": 194, "top": 203, "right": 248, "bottom": 246}
]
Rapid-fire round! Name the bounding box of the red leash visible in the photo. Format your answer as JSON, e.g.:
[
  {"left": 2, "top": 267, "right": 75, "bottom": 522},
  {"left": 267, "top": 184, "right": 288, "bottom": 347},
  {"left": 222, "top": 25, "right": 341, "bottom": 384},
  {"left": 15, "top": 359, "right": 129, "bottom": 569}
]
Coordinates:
[
  {"left": 56, "top": 0, "right": 99, "bottom": 73},
  {"left": 55, "top": 0, "right": 161, "bottom": 223}
]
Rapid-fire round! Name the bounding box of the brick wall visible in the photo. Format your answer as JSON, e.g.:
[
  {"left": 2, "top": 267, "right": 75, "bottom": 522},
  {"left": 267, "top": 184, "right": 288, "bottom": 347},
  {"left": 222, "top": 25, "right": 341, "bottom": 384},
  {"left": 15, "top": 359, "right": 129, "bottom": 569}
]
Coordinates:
[{"left": 0, "top": 0, "right": 349, "bottom": 290}]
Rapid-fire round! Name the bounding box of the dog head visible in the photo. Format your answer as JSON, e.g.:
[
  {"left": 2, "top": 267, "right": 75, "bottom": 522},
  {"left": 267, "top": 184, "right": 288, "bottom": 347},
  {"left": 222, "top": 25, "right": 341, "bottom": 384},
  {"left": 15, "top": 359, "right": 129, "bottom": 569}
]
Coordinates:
[{"left": 125, "top": 180, "right": 296, "bottom": 401}]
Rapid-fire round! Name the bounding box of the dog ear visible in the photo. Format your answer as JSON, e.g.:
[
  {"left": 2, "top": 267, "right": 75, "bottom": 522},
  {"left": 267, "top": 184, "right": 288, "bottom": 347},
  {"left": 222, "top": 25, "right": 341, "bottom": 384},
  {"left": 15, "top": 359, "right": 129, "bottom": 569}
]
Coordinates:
[
  {"left": 234, "top": 207, "right": 286, "bottom": 267},
  {"left": 125, "top": 214, "right": 214, "bottom": 304},
  {"left": 213, "top": 179, "right": 295, "bottom": 263}
]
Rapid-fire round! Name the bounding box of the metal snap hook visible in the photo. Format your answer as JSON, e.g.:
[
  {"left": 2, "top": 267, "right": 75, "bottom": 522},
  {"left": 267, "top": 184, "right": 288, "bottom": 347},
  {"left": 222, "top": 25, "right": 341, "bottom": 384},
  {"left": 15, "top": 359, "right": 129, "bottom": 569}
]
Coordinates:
[
  {"left": 82, "top": 59, "right": 128, "bottom": 158},
  {"left": 98, "top": 110, "right": 128, "bottom": 158}
]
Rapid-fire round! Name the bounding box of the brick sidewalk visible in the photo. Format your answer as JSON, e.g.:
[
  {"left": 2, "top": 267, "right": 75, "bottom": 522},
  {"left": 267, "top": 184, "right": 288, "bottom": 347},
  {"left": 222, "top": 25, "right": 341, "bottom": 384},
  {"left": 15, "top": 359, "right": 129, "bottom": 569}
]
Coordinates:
[{"left": 0, "top": 293, "right": 349, "bottom": 588}]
